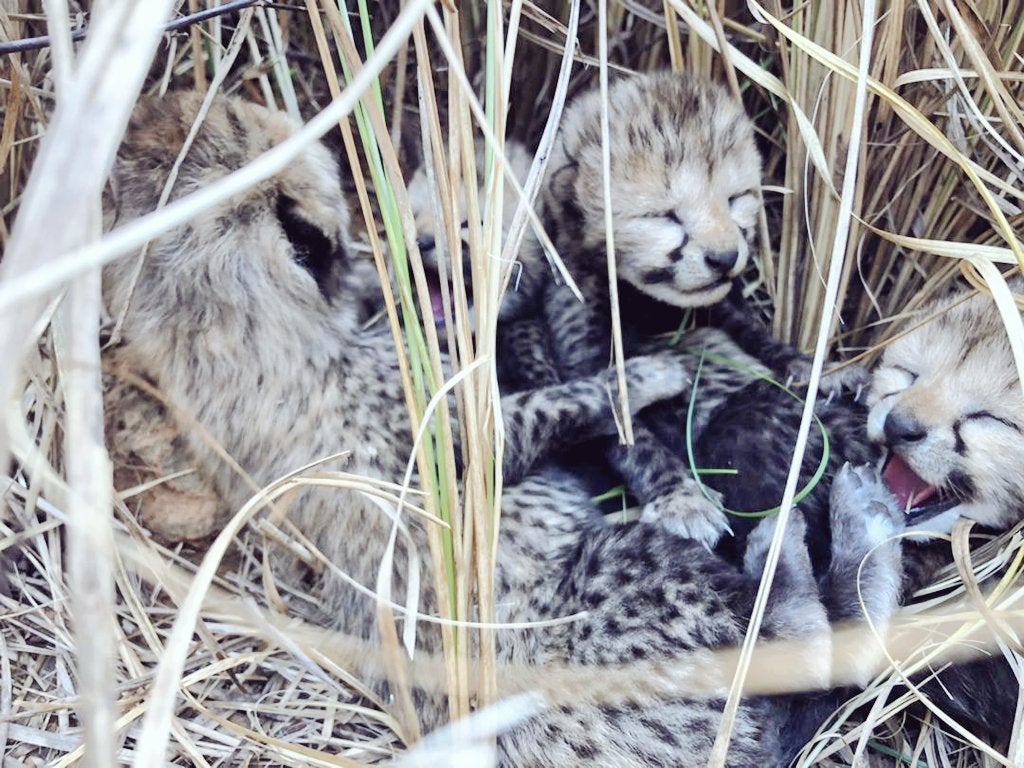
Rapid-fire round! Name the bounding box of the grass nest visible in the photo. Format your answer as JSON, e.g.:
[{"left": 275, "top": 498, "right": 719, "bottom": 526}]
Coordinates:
[{"left": 1, "top": 0, "right": 1023, "bottom": 765}]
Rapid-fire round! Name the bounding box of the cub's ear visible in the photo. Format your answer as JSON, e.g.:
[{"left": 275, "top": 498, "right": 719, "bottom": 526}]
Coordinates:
[
  {"left": 276, "top": 194, "right": 346, "bottom": 299},
  {"left": 547, "top": 160, "right": 579, "bottom": 205}
]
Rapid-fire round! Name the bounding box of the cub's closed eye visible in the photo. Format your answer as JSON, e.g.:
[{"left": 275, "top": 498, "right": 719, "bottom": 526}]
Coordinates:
[
  {"left": 728, "top": 190, "right": 756, "bottom": 205},
  {"left": 965, "top": 411, "right": 1022, "bottom": 432},
  {"left": 645, "top": 210, "right": 682, "bottom": 224},
  {"left": 890, "top": 364, "right": 919, "bottom": 383},
  {"left": 874, "top": 364, "right": 918, "bottom": 400}
]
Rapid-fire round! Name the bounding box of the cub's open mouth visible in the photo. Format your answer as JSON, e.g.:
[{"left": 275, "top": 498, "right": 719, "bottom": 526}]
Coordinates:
[
  {"left": 424, "top": 267, "right": 448, "bottom": 325},
  {"left": 882, "top": 453, "right": 957, "bottom": 523},
  {"left": 421, "top": 264, "right": 473, "bottom": 327}
]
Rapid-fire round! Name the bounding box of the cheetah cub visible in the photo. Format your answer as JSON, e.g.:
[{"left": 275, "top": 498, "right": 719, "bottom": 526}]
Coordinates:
[
  {"left": 539, "top": 71, "right": 763, "bottom": 546},
  {"left": 868, "top": 282, "right": 1024, "bottom": 534},
  {"left": 102, "top": 91, "right": 908, "bottom": 766},
  {"left": 406, "top": 139, "right": 562, "bottom": 392},
  {"left": 406, "top": 140, "right": 545, "bottom": 323},
  {"left": 102, "top": 89, "right": 695, "bottom": 644},
  {"left": 859, "top": 283, "right": 1024, "bottom": 751}
]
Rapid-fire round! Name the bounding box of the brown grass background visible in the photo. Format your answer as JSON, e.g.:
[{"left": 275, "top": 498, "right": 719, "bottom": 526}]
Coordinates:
[{"left": 1, "top": 1, "right": 1023, "bottom": 765}]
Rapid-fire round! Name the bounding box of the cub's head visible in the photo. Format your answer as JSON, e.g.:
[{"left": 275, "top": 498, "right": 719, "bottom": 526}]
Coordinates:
[
  {"left": 406, "top": 140, "right": 544, "bottom": 325},
  {"left": 105, "top": 91, "right": 354, "bottom": 343},
  {"left": 867, "top": 287, "right": 1024, "bottom": 532},
  {"left": 544, "top": 71, "right": 762, "bottom": 308}
]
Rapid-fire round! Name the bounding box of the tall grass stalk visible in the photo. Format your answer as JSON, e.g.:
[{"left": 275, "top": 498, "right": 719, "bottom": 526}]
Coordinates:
[{"left": 0, "top": 3, "right": 176, "bottom": 766}]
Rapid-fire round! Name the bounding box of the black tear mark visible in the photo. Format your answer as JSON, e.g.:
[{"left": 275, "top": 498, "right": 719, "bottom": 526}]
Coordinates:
[
  {"left": 952, "top": 420, "right": 968, "bottom": 456},
  {"left": 947, "top": 469, "right": 976, "bottom": 502},
  {"left": 276, "top": 195, "right": 344, "bottom": 299},
  {"left": 642, "top": 267, "right": 676, "bottom": 285}
]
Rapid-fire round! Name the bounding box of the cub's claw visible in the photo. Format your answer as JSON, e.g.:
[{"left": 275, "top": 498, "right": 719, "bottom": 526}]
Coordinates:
[
  {"left": 640, "top": 484, "right": 729, "bottom": 549},
  {"left": 830, "top": 463, "right": 904, "bottom": 550},
  {"left": 785, "top": 358, "right": 871, "bottom": 398}
]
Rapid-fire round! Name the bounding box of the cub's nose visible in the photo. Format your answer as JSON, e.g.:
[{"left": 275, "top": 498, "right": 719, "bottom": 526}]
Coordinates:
[
  {"left": 883, "top": 411, "right": 927, "bottom": 445},
  {"left": 417, "top": 235, "right": 436, "bottom": 252},
  {"left": 704, "top": 249, "right": 739, "bottom": 275}
]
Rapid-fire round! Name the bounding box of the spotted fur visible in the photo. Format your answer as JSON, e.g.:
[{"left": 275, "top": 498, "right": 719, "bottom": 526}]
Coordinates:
[
  {"left": 609, "top": 325, "right": 877, "bottom": 574},
  {"left": 863, "top": 284, "right": 1024, "bottom": 750},
  {"left": 105, "top": 92, "right": 902, "bottom": 766},
  {"left": 536, "top": 72, "right": 767, "bottom": 547},
  {"left": 867, "top": 284, "right": 1024, "bottom": 533}
]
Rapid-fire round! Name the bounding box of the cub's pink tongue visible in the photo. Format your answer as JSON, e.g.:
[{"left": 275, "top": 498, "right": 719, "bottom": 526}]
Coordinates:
[
  {"left": 429, "top": 281, "right": 447, "bottom": 324},
  {"left": 883, "top": 454, "right": 937, "bottom": 512}
]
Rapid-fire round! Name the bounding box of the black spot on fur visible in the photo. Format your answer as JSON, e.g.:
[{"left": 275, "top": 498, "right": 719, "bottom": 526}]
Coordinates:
[
  {"left": 276, "top": 195, "right": 344, "bottom": 300},
  {"left": 947, "top": 469, "right": 976, "bottom": 501},
  {"left": 234, "top": 203, "right": 257, "bottom": 226},
  {"left": 642, "top": 267, "right": 675, "bottom": 285},
  {"left": 641, "top": 717, "right": 680, "bottom": 747},
  {"left": 571, "top": 740, "right": 598, "bottom": 759},
  {"left": 225, "top": 102, "right": 247, "bottom": 142},
  {"left": 957, "top": 344, "right": 973, "bottom": 367}
]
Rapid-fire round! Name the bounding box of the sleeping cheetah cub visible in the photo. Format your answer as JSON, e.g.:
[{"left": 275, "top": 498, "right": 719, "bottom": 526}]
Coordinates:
[
  {"left": 868, "top": 283, "right": 1024, "bottom": 534},
  {"left": 539, "top": 71, "right": 765, "bottom": 547},
  {"left": 104, "top": 92, "right": 904, "bottom": 765},
  {"left": 406, "top": 139, "right": 563, "bottom": 392},
  {"left": 860, "top": 283, "right": 1024, "bottom": 751}
]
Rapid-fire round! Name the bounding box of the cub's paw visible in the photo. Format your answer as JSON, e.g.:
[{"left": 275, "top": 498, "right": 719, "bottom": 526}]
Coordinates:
[
  {"left": 820, "top": 362, "right": 871, "bottom": 399},
  {"left": 616, "top": 353, "right": 694, "bottom": 413},
  {"left": 830, "top": 463, "right": 904, "bottom": 552},
  {"left": 639, "top": 485, "right": 729, "bottom": 549},
  {"left": 743, "top": 509, "right": 809, "bottom": 576},
  {"left": 828, "top": 464, "right": 904, "bottom": 651},
  {"left": 785, "top": 358, "right": 871, "bottom": 399}
]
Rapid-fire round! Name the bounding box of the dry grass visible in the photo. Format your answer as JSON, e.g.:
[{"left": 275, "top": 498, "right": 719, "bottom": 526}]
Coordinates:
[{"left": 1, "top": 0, "right": 1023, "bottom": 765}]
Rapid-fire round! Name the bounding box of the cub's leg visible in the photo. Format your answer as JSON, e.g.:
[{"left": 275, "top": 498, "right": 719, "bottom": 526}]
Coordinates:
[
  {"left": 777, "top": 464, "right": 904, "bottom": 763},
  {"left": 497, "top": 315, "right": 561, "bottom": 393},
  {"left": 606, "top": 423, "right": 729, "bottom": 549},
  {"left": 822, "top": 463, "right": 904, "bottom": 629},
  {"left": 706, "top": 286, "right": 871, "bottom": 395},
  {"left": 543, "top": 276, "right": 730, "bottom": 546},
  {"left": 743, "top": 510, "right": 829, "bottom": 644},
  {"left": 499, "top": 351, "right": 696, "bottom": 484}
]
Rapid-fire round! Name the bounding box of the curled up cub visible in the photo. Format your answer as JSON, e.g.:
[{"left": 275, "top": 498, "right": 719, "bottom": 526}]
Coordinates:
[
  {"left": 103, "top": 89, "right": 692, "bottom": 639},
  {"left": 530, "top": 71, "right": 853, "bottom": 550},
  {"left": 103, "top": 91, "right": 903, "bottom": 766}
]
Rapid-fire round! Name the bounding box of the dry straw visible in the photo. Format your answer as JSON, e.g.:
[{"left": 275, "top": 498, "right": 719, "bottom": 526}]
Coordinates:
[{"left": 1, "top": 0, "right": 1023, "bottom": 766}]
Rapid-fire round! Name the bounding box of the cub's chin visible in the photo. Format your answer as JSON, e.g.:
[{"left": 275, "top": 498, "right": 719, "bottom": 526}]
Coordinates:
[{"left": 627, "top": 275, "right": 733, "bottom": 310}]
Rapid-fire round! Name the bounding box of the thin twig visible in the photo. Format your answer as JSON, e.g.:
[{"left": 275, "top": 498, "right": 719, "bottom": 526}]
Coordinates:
[{"left": 0, "top": 0, "right": 259, "bottom": 56}]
